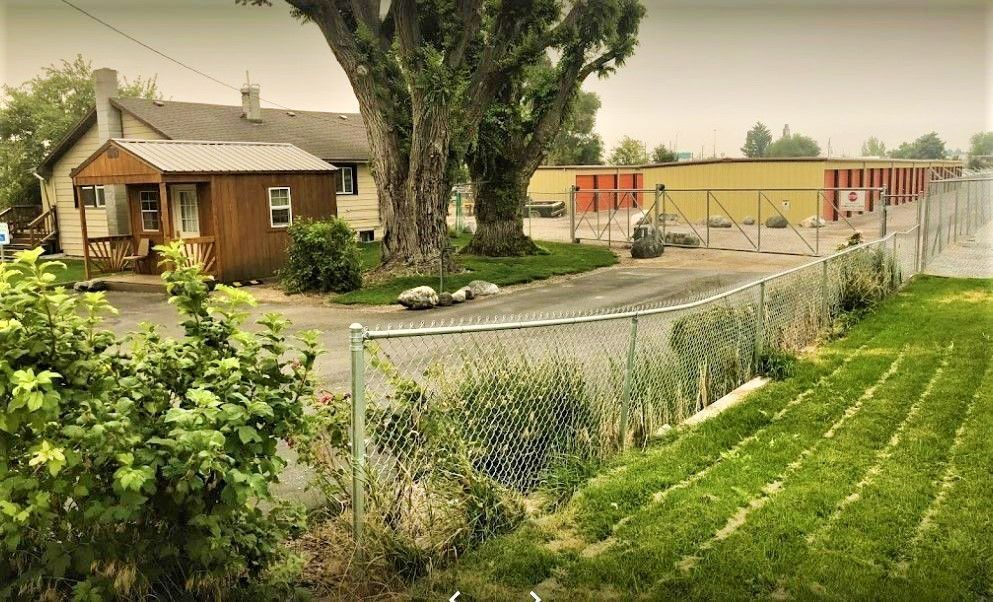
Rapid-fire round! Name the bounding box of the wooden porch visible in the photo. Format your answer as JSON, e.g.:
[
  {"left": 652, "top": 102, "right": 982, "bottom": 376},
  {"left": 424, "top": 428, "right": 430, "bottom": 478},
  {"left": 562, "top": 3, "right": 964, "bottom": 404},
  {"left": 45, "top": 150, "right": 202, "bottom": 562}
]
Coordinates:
[{"left": 0, "top": 204, "right": 59, "bottom": 254}]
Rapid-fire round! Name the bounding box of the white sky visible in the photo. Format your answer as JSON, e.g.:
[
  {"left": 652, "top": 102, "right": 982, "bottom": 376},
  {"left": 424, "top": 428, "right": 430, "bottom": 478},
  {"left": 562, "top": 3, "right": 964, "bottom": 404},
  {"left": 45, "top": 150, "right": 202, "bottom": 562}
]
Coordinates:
[{"left": 3, "top": 0, "right": 992, "bottom": 157}]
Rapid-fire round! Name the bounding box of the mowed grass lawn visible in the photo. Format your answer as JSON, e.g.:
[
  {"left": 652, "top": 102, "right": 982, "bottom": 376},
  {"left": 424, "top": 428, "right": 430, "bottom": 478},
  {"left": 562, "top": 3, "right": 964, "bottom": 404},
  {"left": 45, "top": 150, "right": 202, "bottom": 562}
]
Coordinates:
[
  {"left": 415, "top": 276, "right": 993, "bottom": 600},
  {"left": 333, "top": 235, "right": 617, "bottom": 304},
  {"left": 3, "top": 257, "right": 86, "bottom": 285}
]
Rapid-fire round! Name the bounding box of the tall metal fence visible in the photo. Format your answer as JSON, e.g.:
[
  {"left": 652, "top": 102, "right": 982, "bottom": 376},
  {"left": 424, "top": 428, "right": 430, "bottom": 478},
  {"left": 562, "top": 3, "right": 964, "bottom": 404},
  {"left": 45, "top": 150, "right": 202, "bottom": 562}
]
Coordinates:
[
  {"left": 920, "top": 173, "right": 993, "bottom": 268},
  {"left": 346, "top": 229, "right": 919, "bottom": 547}
]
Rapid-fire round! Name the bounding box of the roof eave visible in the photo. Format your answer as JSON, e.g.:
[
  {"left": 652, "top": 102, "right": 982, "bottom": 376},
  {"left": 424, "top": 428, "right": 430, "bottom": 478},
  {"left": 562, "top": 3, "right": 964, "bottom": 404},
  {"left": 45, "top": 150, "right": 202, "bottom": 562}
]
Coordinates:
[{"left": 37, "top": 109, "right": 98, "bottom": 175}]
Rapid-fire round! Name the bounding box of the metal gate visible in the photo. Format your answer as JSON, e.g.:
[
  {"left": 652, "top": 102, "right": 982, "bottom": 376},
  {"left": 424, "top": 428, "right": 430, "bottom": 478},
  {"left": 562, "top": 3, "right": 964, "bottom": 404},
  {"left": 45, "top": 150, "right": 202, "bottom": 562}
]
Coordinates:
[{"left": 569, "top": 185, "right": 896, "bottom": 256}]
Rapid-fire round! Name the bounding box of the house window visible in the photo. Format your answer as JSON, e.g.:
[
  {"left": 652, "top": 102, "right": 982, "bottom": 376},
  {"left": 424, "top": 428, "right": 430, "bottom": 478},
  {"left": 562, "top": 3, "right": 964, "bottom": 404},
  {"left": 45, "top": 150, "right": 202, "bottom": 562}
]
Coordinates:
[
  {"left": 139, "top": 190, "right": 160, "bottom": 231},
  {"left": 336, "top": 165, "right": 357, "bottom": 195},
  {"left": 78, "top": 185, "right": 106, "bottom": 208},
  {"left": 268, "top": 187, "right": 292, "bottom": 227},
  {"left": 359, "top": 230, "right": 375, "bottom": 242}
]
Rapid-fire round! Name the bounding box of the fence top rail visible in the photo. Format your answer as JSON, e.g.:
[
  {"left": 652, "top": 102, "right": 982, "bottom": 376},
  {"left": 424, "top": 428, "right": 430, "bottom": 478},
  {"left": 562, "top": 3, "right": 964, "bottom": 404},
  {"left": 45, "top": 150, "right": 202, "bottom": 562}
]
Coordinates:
[
  {"left": 928, "top": 176, "right": 993, "bottom": 184},
  {"left": 363, "top": 227, "right": 917, "bottom": 341},
  {"left": 661, "top": 187, "right": 887, "bottom": 193}
]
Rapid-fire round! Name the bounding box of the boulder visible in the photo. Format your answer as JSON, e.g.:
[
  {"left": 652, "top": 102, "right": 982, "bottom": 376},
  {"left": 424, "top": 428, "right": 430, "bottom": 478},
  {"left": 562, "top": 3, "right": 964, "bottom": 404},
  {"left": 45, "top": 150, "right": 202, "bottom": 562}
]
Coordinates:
[
  {"left": 708, "top": 215, "right": 732, "bottom": 228},
  {"left": 631, "top": 235, "right": 664, "bottom": 259},
  {"left": 457, "top": 286, "right": 475, "bottom": 300},
  {"left": 398, "top": 286, "right": 438, "bottom": 310},
  {"left": 742, "top": 215, "right": 756, "bottom": 226},
  {"left": 765, "top": 214, "right": 789, "bottom": 229},
  {"left": 437, "top": 292, "right": 454, "bottom": 306},
  {"left": 800, "top": 215, "right": 826, "bottom": 228},
  {"left": 664, "top": 232, "right": 702, "bottom": 247},
  {"left": 466, "top": 280, "right": 499, "bottom": 297},
  {"left": 633, "top": 224, "right": 660, "bottom": 241},
  {"left": 73, "top": 279, "right": 107, "bottom": 292},
  {"left": 451, "top": 289, "right": 467, "bottom": 303}
]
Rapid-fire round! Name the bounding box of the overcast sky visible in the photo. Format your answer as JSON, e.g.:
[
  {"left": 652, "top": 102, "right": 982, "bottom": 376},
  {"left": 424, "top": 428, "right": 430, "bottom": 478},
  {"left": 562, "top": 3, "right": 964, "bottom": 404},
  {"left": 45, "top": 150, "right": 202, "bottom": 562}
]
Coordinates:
[{"left": 3, "top": 0, "right": 992, "bottom": 157}]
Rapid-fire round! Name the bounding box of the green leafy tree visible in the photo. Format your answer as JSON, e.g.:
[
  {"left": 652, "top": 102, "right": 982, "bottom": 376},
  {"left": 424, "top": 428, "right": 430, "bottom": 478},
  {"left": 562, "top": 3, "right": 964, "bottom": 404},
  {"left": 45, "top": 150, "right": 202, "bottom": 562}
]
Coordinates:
[
  {"left": 462, "top": 2, "right": 644, "bottom": 256},
  {"left": 545, "top": 90, "right": 605, "bottom": 166},
  {"left": 967, "top": 131, "right": 993, "bottom": 169},
  {"left": 243, "top": 1, "right": 641, "bottom": 267},
  {"left": 0, "top": 246, "right": 321, "bottom": 598},
  {"left": 889, "top": 132, "right": 947, "bottom": 160},
  {"left": 609, "top": 135, "right": 650, "bottom": 165},
  {"left": 765, "top": 133, "right": 822, "bottom": 158},
  {"left": 0, "top": 55, "right": 158, "bottom": 208},
  {"left": 651, "top": 143, "right": 676, "bottom": 163},
  {"left": 861, "top": 136, "right": 887, "bottom": 157},
  {"left": 740, "top": 122, "right": 773, "bottom": 158}
]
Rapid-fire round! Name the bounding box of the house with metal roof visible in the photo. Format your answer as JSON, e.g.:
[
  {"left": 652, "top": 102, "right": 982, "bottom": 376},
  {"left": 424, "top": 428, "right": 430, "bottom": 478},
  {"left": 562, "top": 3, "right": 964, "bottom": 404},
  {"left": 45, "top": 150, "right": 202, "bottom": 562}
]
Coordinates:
[
  {"left": 69, "top": 138, "right": 338, "bottom": 282},
  {"left": 32, "top": 67, "right": 379, "bottom": 260}
]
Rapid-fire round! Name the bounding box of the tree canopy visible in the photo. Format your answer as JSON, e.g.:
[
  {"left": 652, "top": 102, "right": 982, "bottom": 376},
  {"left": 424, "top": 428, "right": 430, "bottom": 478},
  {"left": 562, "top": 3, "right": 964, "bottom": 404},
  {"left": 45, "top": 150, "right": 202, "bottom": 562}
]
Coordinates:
[
  {"left": 967, "top": 131, "right": 993, "bottom": 169},
  {"left": 545, "top": 89, "right": 605, "bottom": 166},
  {"left": 861, "top": 136, "right": 887, "bottom": 158},
  {"left": 244, "top": 0, "right": 643, "bottom": 266},
  {"left": 0, "top": 55, "right": 158, "bottom": 207},
  {"left": 651, "top": 143, "right": 676, "bottom": 163},
  {"left": 889, "top": 132, "right": 947, "bottom": 160},
  {"left": 609, "top": 135, "right": 649, "bottom": 165},
  {"left": 764, "top": 133, "right": 821, "bottom": 158},
  {"left": 740, "top": 122, "right": 772, "bottom": 158}
]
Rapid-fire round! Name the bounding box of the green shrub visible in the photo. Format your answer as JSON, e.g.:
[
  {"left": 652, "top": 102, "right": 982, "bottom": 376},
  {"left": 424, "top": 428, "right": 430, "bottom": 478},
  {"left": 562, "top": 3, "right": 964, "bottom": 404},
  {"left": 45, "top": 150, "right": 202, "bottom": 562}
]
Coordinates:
[
  {"left": 836, "top": 248, "right": 899, "bottom": 314},
  {"left": 670, "top": 303, "right": 754, "bottom": 407},
  {"left": 757, "top": 349, "right": 798, "bottom": 380},
  {"left": 279, "top": 217, "right": 362, "bottom": 294},
  {"left": 0, "top": 245, "right": 321, "bottom": 599},
  {"left": 539, "top": 453, "right": 602, "bottom": 510}
]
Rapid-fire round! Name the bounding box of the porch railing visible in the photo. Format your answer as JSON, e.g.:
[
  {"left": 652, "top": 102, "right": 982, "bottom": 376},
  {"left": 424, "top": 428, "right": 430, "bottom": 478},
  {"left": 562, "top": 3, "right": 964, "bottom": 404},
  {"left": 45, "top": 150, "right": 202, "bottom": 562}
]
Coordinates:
[
  {"left": 180, "top": 237, "right": 217, "bottom": 275},
  {"left": 87, "top": 235, "right": 134, "bottom": 274},
  {"left": 25, "top": 207, "right": 58, "bottom": 247},
  {"left": 0, "top": 204, "right": 43, "bottom": 236}
]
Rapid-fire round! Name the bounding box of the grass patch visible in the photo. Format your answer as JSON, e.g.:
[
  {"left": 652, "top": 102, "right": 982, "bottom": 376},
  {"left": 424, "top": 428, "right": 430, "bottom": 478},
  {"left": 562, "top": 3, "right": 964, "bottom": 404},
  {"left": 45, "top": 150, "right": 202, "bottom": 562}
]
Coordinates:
[
  {"left": 413, "top": 276, "right": 993, "bottom": 599},
  {"left": 4, "top": 257, "right": 87, "bottom": 285},
  {"left": 335, "top": 235, "right": 617, "bottom": 305}
]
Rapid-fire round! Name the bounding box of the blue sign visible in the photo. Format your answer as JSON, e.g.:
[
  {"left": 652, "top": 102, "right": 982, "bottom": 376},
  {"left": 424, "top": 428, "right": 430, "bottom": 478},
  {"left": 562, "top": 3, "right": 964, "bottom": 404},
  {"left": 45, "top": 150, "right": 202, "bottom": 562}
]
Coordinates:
[{"left": 0, "top": 222, "right": 9, "bottom": 246}]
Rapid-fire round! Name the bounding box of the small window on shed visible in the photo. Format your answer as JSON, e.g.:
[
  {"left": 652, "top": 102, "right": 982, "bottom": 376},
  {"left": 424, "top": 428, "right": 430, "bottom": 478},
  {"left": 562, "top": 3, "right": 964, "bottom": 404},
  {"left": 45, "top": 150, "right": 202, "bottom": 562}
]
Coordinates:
[
  {"left": 139, "top": 190, "right": 160, "bottom": 231},
  {"left": 268, "top": 187, "right": 293, "bottom": 228},
  {"left": 77, "top": 185, "right": 106, "bottom": 208},
  {"left": 359, "top": 230, "right": 375, "bottom": 242}
]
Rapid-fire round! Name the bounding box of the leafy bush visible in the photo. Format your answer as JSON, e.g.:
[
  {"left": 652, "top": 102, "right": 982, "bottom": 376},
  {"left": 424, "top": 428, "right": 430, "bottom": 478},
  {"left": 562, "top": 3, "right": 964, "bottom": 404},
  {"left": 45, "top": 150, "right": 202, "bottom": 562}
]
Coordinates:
[
  {"left": 279, "top": 217, "right": 362, "bottom": 294},
  {"left": 0, "top": 245, "right": 321, "bottom": 599},
  {"left": 835, "top": 248, "right": 899, "bottom": 314},
  {"left": 757, "top": 349, "right": 798, "bottom": 380}
]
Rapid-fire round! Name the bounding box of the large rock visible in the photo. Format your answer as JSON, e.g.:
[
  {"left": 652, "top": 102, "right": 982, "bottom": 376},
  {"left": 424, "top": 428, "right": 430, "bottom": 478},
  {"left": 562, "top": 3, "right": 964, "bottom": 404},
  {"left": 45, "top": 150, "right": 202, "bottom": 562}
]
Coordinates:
[
  {"left": 742, "top": 215, "right": 756, "bottom": 226},
  {"left": 456, "top": 286, "right": 475, "bottom": 300},
  {"left": 451, "top": 289, "right": 467, "bottom": 303},
  {"left": 800, "top": 215, "right": 826, "bottom": 228},
  {"left": 708, "top": 215, "right": 732, "bottom": 228},
  {"left": 765, "top": 214, "right": 789, "bottom": 229},
  {"left": 631, "top": 235, "right": 664, "bottom": 259},
  {"left": 633, "top": 224, "right": 660, "bottom": 241},
  {"left": 73, "top": 279, "right": 107, "bottom": 292},
  {"left": 664, "top": 232, "right": 701, "bottom": 247},
  {"left": 398, "top": 286, "right": 438, "bottom": 310},
  {"left": 437, "top": 292, "right": 454, "bottom": 306},
  {"left": 466, "top": 280, "right": 499, "bottom": 297}
]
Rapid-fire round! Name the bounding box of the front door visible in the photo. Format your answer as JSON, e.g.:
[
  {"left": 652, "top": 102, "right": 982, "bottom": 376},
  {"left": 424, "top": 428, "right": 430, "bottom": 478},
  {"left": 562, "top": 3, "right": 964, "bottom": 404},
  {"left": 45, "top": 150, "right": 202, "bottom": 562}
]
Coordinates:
[{"left": 172, "top": 185, "right": 200, "bottom": 238}]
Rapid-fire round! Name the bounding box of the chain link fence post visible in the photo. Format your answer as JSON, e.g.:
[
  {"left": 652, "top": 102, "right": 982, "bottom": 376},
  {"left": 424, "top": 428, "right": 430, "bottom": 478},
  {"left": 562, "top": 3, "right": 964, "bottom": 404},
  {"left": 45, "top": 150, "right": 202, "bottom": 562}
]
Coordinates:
[
  {"left": 619, "top": 313, "right": 639, "bottom": 451},
  {"left": 880, "top": 187, "right": 889, "bottom": 238},
  {"left": 821, "top": 258, "right": 829, "bottom": 327},
  {"left": 349, "top": 323, "right": 367, "bottom": 556},
  {"left": 754, "top": 281, "right": 766, "bottom": 371},
  {"left": 569, "top": 185, "right": 578, "bottom": 243}
]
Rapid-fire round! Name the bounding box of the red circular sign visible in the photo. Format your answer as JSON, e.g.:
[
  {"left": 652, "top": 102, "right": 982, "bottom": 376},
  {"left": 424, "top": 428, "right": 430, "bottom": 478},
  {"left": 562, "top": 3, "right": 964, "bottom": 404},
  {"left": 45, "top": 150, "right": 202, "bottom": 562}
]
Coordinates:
[{"left": 848, "top": 191, "right": 859, "bottom": 201}]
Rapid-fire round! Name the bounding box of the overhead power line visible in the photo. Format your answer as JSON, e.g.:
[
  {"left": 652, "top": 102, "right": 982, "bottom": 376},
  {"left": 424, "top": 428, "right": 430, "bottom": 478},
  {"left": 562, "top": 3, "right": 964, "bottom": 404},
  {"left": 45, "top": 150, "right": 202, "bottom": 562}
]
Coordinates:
[{"left": 59, "top": 0, "right": 296, "bottom": 112}]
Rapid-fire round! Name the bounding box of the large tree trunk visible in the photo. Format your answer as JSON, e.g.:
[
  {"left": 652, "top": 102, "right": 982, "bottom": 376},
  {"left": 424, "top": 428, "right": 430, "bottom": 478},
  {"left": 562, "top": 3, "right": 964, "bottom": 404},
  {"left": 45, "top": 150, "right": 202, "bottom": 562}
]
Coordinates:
[{"left": 463, "top": 158, "right": 539, "bottom": 257}]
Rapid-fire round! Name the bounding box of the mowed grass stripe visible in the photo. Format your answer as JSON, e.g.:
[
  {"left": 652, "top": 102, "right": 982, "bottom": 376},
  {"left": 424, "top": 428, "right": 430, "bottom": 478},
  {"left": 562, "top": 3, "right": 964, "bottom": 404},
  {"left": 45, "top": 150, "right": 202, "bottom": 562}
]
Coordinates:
[
  {"left": 898, "top": 358, "right": 993, "bottom": 600},
  {"left": 656, "top": 347, "right": 939, "bottom": 596},
  {"left": 655, "top": 345, "right": 946, "bottom": 600},
  {"left": 558, "top": 350, "right": 907, "bottom": 591},
  {"left": 571, "top": 343, "right": 870, "bottom": 542}
]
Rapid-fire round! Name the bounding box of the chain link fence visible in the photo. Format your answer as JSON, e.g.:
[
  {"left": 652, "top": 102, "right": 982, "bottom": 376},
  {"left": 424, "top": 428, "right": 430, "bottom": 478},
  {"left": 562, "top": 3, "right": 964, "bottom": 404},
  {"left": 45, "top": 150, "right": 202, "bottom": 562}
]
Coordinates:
[
  {"left": 920, "top": 172, "right": 993, "bottom": 268},
  {"left": 343, "top": 227, "right": 925, "bottom": 554}
]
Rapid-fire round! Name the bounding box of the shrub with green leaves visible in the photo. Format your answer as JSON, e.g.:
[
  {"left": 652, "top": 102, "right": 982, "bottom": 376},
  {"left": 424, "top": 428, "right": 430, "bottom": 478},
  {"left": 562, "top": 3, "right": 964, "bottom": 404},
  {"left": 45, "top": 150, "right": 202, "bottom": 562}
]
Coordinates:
[
  {"left": 835, "top": 247, "right": 899, "bottom": 314},
  {"left": 0, "top": 244, "right": 321, "bottom": 599},
  {"left": 279, "top": 217, "right": 363, "bottom": 294}
]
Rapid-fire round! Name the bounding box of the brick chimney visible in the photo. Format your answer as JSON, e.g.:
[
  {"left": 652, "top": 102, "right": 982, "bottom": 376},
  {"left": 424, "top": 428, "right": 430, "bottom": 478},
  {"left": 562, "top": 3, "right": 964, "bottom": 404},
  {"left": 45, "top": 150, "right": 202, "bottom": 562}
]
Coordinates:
[
  {"left": 92, "top": 68, "right": 129, "bottom": 236},
  {"left": 241, "top": 83, "right": 262, "bottom": 123}
]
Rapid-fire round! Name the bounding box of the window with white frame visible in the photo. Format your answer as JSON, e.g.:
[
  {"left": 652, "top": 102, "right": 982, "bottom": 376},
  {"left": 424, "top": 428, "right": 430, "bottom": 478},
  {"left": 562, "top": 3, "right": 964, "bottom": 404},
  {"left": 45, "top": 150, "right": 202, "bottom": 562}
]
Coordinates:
[
  {"left": 336, "top": 165, "right": 356, "bottom": 195},
  {"left": 268, "top": 187, "right": 292, "bottom": 227},
  {"left": 77, "top": 185, "right": 106, "bottom": 208},
  {"left": 139, "top": 190, "right": 160, "bottom": 231}
]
